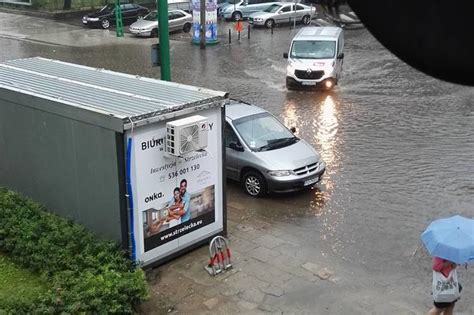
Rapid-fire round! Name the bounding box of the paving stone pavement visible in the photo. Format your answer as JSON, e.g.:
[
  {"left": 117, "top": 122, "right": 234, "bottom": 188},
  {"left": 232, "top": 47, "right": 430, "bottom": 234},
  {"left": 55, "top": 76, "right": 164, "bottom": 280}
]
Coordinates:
[{"left": 141, "top": 204, "right": 438, "bottom": 314}]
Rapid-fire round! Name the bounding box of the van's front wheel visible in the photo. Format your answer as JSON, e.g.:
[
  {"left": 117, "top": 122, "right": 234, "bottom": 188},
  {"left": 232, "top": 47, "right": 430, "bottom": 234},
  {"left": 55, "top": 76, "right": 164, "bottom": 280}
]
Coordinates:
[
  {"left": 242, "top": 171, "right": 267, "bottom": 197},
  {"left": 286, "top": 77, "right": 296, "bottom": 90}
]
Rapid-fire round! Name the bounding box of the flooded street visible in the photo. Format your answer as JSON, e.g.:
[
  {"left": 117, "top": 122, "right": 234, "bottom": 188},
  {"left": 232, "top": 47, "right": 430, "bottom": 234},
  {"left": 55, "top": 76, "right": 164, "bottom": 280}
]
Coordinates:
[{"left": 1, "top": 11, "right": 473, "bottom": 312}]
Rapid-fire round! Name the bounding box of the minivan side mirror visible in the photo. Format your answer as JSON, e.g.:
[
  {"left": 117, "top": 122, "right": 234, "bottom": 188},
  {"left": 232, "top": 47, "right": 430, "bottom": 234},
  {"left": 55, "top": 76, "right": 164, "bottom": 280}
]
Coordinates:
[
  {"left": 337, "top": 52, "right": 344, "bottom": 59},
  {"left": 229, "top": 142, "right": 244, "bottom": 152},
  {"left": 283, "top": 52, "right": 288, "bottom": 59}
]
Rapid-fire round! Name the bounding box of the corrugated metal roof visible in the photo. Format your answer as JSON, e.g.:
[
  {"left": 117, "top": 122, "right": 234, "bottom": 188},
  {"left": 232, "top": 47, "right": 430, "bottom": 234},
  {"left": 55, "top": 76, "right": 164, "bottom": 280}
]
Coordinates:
[{"left": 0, "top": 57, "right": 227, "bottom": 127}]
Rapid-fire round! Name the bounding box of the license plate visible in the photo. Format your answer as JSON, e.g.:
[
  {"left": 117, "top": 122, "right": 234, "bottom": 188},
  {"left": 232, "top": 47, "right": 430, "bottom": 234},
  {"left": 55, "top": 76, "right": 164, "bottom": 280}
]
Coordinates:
[
  {"left": 304, "top": 177, "right": 319, "bottom": 186},
  {"left": 302, "top": 81, "right": 316, "bottom": 86}
]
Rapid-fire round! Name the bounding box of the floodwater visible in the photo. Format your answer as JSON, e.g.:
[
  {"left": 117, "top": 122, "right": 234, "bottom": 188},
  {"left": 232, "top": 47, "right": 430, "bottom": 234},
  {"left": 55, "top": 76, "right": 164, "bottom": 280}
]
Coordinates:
[{"left": 1, "top": 12, "right": 473, "bottom": 310}]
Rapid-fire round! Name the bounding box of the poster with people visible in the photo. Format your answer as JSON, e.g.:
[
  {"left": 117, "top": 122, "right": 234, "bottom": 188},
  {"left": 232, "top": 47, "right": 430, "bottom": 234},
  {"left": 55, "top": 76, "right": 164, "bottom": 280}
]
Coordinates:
[
  {"left": 191, "top": 0, "right": 218, "bottom": 44},
  {"left": 126, "top": 107, "right": 223, "bottom": 266}
]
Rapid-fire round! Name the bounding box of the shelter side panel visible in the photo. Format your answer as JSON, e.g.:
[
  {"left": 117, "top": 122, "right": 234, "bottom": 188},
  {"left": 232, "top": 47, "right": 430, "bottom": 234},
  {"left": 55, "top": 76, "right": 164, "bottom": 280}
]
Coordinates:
[
  {"left": 126, "top": 107, "right": 224, "bottom": 265},
  {"left": 0, "top": 99, "right": 123, "bottom": 241}
]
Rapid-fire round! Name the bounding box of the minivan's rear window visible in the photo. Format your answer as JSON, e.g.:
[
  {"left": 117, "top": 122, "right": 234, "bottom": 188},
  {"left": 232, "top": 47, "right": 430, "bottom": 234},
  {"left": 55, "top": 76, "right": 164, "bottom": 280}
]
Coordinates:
[{"left": 291, "top": 40, "right": 336, "bottom": 59}]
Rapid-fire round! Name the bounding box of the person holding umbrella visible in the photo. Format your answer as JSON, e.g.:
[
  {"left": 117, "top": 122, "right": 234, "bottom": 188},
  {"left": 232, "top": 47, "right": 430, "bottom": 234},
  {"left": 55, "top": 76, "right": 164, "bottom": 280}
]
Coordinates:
[
  {"left": 421, "top": 215, "right": 474, "bottom": 315},
  {"left": 425, "top": 256, "right": 462, "bottom": 315}
]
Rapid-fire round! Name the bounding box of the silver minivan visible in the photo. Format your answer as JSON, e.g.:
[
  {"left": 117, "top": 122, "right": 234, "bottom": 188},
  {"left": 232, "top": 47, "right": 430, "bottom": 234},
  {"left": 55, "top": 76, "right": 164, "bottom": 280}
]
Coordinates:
[
  {"left": 284, "top": 26, "right": 344, "bottom": 90},
  {"left": 225, "top": 101, "right": 326, "bottom": 197}
]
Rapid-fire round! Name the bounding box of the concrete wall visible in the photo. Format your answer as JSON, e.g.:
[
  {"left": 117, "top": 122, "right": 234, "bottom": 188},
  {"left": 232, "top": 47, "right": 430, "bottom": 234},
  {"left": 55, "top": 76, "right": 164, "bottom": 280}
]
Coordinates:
[{"left": 0, "top": 98, "right": 125, "bottom": 242}]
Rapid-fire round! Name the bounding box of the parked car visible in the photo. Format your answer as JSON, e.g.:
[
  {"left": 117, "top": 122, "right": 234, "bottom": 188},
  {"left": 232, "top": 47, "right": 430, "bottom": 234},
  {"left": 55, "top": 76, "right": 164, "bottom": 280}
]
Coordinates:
[
  {"left": 82, "top": 3, "right": 149, "bottom": 29},
  {"left": 219, "top": 0, "right": 280, "bottom": 21},
  {"left": 249, "top": 2, "right": 316, "bottom": 28},
  {"left": 129, "top": 9, "right": 192, "bottom": 37},
  {"left": 225, "top": 101, "right": 326, "bottom": 197}
]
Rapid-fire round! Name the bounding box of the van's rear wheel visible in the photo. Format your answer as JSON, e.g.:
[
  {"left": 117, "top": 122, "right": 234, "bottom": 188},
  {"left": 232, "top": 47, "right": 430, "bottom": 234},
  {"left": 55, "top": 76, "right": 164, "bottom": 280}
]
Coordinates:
[
  {"left": 242, "top": 171, "right": 267, "bottom": 197},
  {"left": 302, "top": 15, "right": 311, "bottom": 25}
]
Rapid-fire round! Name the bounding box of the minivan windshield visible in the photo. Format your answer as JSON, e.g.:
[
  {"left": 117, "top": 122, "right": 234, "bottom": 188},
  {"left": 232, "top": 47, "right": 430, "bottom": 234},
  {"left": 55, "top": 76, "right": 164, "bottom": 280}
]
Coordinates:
[
  {"left": 233, "top": 112, "right": 297, "bottom": 152},
  {"left": 291, "top": 40, "right": 336, "bottom": 59},
  {"left": 264, "top": 4, "right": 282, "bottom": 12}
]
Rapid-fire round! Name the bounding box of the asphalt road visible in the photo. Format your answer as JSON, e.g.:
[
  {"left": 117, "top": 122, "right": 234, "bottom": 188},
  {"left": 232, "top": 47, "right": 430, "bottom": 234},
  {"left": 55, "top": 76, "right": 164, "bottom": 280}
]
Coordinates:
[{"left": 0, "top": 10, "right": 473, "bottom": 314}]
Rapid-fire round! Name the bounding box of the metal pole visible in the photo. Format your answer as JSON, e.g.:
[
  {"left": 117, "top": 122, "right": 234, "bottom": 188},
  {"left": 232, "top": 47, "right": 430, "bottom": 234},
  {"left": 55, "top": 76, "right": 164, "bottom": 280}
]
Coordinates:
[
  {"left": 200, "top": 0, "right": 206, "bottom": 49},
  {"left": 157, "top": 0, "right": 171, "bottom": 81},
  {"left": 293, "top": 0, "right": 296, "bottom": 29},
  {"left": 248, "top": 24, "right": 250, "bottom": 39},
  {"left": 229, "top": 28, "right": 231, "bottom": 43},
  {"left": 114, "top": 0, "right": 124, "bottom": 37}
]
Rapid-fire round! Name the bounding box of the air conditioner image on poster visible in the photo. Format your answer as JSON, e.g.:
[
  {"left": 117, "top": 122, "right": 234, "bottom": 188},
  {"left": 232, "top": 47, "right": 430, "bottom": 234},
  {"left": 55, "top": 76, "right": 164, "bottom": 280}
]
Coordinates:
[{"left": 166, "top": 115, "right": 208, "bottom": 156}]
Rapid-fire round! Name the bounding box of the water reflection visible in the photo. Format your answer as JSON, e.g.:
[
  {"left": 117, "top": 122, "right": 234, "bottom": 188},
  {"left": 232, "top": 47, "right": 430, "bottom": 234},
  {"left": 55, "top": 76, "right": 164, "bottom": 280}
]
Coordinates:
[
  {"left": 280, "top": 99, "right": 299, "bottom": 129},
  {"left": 314, "top": 95, "right": 339, "bottom": 168},
  {"left": 280, "top": 93, "right": 345, "bottom": 255}
]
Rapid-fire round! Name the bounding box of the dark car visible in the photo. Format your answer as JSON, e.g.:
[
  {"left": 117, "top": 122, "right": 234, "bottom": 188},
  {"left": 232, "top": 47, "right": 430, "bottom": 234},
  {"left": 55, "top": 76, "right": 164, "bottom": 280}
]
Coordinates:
[{"left": 82, "top": 3, "right": 150, "bottom": 29}]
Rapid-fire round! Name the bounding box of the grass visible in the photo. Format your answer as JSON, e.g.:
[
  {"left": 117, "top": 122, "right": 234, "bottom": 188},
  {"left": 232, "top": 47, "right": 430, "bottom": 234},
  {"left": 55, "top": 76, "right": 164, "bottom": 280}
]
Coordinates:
[{"left": 0, "top": 252, "right": 48, "bottom": 309}]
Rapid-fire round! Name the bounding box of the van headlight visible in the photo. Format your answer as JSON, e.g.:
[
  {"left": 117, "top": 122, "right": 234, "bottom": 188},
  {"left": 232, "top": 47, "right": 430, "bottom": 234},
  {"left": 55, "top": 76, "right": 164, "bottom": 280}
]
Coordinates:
[{"left": 268, "top": 170, "right": 294, "bottom": 177}]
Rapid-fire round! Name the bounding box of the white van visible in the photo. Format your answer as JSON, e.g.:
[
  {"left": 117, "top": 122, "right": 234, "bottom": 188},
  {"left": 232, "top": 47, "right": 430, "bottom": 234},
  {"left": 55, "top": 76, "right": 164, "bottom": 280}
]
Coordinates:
[{"left": 283, "top": 26, "right": 344, "bottom": 90}]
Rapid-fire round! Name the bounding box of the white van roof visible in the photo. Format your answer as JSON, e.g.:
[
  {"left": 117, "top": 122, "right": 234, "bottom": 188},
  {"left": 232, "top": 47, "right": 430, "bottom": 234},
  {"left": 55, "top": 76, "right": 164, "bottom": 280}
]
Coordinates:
[{"left": 293, "top": 26, "right": 342, "bottom": 41}]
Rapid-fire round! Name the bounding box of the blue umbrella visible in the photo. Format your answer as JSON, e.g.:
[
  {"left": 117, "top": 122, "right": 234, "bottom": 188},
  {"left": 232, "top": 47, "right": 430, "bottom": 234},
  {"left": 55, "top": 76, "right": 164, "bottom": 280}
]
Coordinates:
[{"left": 421, "top": 215, "right": 474, "bottom": 264}]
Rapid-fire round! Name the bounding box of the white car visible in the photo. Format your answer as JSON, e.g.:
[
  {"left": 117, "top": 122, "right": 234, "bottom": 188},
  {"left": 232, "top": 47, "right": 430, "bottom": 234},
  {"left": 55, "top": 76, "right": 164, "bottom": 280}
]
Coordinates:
[
  {"left": 220, "top": 0, "right": 280, "bottom": 21},
  {"left": 249, "top": 2, "right": 316, "bottom": 28},
  {"left": 129, "top": 9, "right": 192, "bottom": 37}
]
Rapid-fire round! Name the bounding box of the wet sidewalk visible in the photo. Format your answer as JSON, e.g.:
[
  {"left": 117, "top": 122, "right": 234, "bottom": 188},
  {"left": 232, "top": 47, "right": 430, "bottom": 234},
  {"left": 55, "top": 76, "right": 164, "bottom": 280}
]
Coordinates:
[{"left": 142, "top": 203, "right": 427, "bottom": 315}]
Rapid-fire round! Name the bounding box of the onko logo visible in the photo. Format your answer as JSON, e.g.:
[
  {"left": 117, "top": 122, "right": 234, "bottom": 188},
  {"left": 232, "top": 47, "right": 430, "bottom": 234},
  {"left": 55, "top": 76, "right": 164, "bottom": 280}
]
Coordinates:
[{"left": 144, "top": 192, "right": 163, "bottom": 203}]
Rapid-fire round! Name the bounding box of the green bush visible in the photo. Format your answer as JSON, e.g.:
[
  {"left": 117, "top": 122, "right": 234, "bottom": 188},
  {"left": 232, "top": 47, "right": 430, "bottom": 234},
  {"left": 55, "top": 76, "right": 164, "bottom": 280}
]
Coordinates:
[
  {"left": 0, "top": 188, "right": 148, "bottom": 313},
  {"left": 0, "top": 253, "right": 48, "bottom": 313}
]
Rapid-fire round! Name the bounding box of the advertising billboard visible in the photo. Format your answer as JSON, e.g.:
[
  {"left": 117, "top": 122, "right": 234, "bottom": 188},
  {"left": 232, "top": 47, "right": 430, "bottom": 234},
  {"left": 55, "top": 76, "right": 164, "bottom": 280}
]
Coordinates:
[
  {"left": 192, "top": 0, "right": 218, "bottom": 44},
  {"left": 125, "top": 107, "right": 223, "bottom": 266}
]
